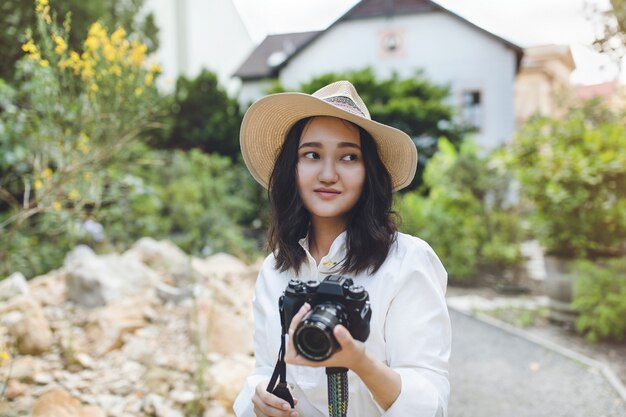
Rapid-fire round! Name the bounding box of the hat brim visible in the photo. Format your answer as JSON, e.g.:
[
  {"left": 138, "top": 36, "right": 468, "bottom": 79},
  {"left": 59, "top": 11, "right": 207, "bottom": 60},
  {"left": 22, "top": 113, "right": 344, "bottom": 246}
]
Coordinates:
[{"left": 240, "top": 92, "right": 418, "bottom": 192}]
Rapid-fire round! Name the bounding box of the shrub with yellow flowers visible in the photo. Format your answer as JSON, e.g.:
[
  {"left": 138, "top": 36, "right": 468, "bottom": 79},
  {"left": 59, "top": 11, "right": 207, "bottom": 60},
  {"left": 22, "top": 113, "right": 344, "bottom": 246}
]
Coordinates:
[{"left": 0, "top": 0, "right": 164, "bottom": 278}]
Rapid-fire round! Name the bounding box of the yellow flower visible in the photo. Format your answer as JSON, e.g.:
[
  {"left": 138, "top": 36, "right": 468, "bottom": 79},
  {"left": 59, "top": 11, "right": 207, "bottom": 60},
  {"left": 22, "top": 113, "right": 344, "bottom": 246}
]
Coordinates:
[
  {"left": 39, "top": 59, "right": 49, "bottom": 68},
  {"left": 54, "top": 35, "right": 67, "bottom": 55},
  {"left": 22, "top": 39, "right": 38, "bottom": 55},
  {"left": 34, "top": 179, "right": 43, "bottom": 190},
  {"left": 68, "top": 189, "right": 80, "bottom": 201},
  {"left": 103, "top": 43, "right": 116, "bottom": 62},
  {"left": 149, "top": 64, "right": 161, "bottom": 73},
  {"left": 129, "top": 41, "right": 147, "bottom": 67},
  {"left": 35, "top": 0, "right": 49, "bottom": 13},
  {"left": 110, "top": 65, "right": 122, "bottom": 76},
  {"left": 134, "top": 87, "right": 143, "bottom": 97},
  {"left": 89, "top": 83, "right": 99, "bottom": 94},
  {"left": 42, "top": 168, "right": 53, "bottom": 179},
  {"left": 111, "top": 27, "right": 127, "bottom": 45},
  {"left": 53, "top": 201, "right": 62, "bottom": 211},
  {"left": 85, "top": 35, "right": 99, "bottom": 52},
  {"left": 0, "top": 350, "right": 10, "bottom": 364},
  {"left": 88, "top": 22, "right": 107, "bottom": 40},
  {"left": 144, "top": 72, "right": 154, "bottom": 86}
]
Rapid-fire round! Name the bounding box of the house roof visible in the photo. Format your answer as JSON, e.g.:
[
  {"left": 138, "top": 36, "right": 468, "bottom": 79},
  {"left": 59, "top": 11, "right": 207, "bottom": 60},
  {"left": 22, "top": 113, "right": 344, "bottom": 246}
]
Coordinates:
[
  {"left": 232, "top": 31, "right": 321, "bottom": 79},
  {"left": 234, "top": 0, "right": 524, "bottom": 80}
]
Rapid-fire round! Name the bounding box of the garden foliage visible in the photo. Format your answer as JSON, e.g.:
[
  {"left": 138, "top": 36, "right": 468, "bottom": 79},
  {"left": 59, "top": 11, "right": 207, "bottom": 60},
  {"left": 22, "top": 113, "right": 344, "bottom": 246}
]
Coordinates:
[
  {"left": 0, "top": 0, "right": 163, "bottom": 277},
  {"left": 572, "top": 258, "right": 626, "bottom": 343},
  {"left": 395, "top": 138, "right": 522, "bottom": 281},
  {"left": 505, "top": 100, "right": 626, "bottom": 258}
]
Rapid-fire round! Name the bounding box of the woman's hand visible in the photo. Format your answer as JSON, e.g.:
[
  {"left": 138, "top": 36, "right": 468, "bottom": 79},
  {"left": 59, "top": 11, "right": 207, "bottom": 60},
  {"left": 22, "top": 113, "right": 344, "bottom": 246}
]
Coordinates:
[
  {"left": 284, "top": 303, "right": 368, "bottom": 371},
  {"left": 252, "top": 380, "right": 299, "bottom": 417}
]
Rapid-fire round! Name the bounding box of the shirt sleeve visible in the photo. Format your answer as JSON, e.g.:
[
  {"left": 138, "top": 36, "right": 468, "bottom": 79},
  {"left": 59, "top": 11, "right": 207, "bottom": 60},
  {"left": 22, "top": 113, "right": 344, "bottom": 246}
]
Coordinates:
[
  {"left": 233, "top": 257, "right": 278, "bottom": 417},
  {"left": 382, "top": 240, "right": 452, "bottom": 417}
]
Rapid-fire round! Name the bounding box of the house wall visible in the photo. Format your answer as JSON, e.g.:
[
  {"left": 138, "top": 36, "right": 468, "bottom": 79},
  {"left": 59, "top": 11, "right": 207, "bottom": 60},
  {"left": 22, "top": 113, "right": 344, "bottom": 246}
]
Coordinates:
[
  {"left": 245, "top": 12, "right": 518, "bottom": 148},
  {"left": 143, "top": 0, "right": 254, "bottom": 93}
]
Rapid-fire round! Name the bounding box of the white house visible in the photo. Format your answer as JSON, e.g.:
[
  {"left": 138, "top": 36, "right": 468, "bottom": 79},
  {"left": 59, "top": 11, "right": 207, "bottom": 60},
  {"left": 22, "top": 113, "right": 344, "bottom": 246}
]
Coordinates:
[
  {"left": 233, "top": 0, "right": 523, "bottom": 149},
  {"left": 143, "top": 0, "right": 254, "bottom": 93}
]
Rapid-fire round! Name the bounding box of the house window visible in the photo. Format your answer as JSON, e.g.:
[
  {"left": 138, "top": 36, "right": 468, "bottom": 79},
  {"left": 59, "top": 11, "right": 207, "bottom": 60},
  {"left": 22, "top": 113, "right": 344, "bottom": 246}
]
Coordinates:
[
  {"left": 461, "top": 90, "right": 482, "bottom": 131},
  {"left": 378, "top": 29, "right": 405, "bottom": 58}
]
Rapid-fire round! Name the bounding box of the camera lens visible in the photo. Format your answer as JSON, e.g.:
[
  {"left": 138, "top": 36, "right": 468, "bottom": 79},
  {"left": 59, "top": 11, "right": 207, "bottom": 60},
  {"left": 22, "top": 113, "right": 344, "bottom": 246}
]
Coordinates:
[{"left": 294, "top": 303, "right": 347, "bottom": 361}]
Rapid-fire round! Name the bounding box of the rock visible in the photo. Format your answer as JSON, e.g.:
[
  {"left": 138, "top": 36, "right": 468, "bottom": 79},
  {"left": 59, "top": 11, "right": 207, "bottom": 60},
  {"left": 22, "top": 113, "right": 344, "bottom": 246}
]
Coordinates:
[
  {"left": 28, "top": 270, "right": 68, "bottom": 306},
  {"left": 64, "top": 245, "right": 160, "bottom": 308},
  {"left": 155, "top": 282, "right": 193, "bottom": 304},
  {"left": 74, "top": 352, "right": 96, "bottom": 369},
  {"left": 5, "top": 378, "right": 26, "bottom": 400},
  {"left": 125, "top": 238, "right": 195, "bottom": 286},
  {"left": 192, "top": 299, "right": 253, "bottom": 356},
  {"left": 143, "top": 366, "right": 174, "bottom": 396},
  {"left": 193, "top": 253, "right": 256, "bottom": 282},
  {"left": 207, "top": 354, "right": 254, "bottom": 410},
  {"left": 33, "top": 372, "right": 54, "bottom": 385},
  {"left": 7, "top": 296, "right": 53, "bottom": 355},
  {"left": 0, "top": 272, "right": 30, "bottom": 302},
  {"left": 84, "top": 296, "right": 152, "bottom": 356},
  {"left": 31, "top": 388, "right": 106, "bottom": 417},
  {"left": 142, "top": 393, "right": 184, "bottom": 417},
  {"left": 9, "top": 355, "right": 41, "bottom": 382}
]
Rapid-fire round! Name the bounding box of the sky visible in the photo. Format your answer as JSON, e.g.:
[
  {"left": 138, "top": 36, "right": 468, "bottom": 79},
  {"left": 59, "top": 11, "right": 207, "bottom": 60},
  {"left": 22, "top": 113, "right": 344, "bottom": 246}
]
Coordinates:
[{"left": 232, "top": 0, "right": 623, "bottom": 85}]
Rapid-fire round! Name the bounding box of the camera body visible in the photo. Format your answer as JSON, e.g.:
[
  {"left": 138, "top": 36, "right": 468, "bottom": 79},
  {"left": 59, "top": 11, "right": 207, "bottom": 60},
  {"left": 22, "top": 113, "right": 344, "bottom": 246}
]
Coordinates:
[{"left": 279, "top": 275, "right": 372, "bottom": 361}]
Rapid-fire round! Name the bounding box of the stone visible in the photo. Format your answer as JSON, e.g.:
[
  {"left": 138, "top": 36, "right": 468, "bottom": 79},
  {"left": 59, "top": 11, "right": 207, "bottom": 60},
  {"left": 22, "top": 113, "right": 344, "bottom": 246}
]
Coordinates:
[
  {"left": 5, "top": 378, "right": 26, "bottom": 400},
  {"left": 9, "top": 355, "right": 40, "bottom": 382},
  {"left": 7, "top": 297, "right": 53, "bottom": 355},
  {"left": 31, "top": 388, "right": 106, "bottom": 417},
  {"left": 194, "top": 253, "right": 256, "bottom": 283},
  {"left": 0, "top": 272, "right": 30, "bottom": 302},
  {"left": 28, "top": 270, "right": 68, "bottom": 306},
  {"left": 84, "top": 296, "right": 151, "bottom": 356},
  {"left": 192, "top": 299, "right": 253, "bottom": 356},
  {"left": 64, "top": 245, "right": 160, "bottom": 308},
  {"left": 124, "top": 238, "right": 195, "bottom": 287},
  {"left": 207, "top": 354, "right": 254, "bottom": 410}
]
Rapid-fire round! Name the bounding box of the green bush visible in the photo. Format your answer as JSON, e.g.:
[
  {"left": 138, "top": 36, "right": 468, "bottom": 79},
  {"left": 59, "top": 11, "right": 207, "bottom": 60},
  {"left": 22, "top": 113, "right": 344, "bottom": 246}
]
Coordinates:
[
  {"left": 505, "top": 100, "right": 626, "bottom": 258},
  {"left": 161, "top": 69, "right": 242, "bottom": 160},
  {"left": 99, "top": 143, "right": 264, "bottom": 262},
  {"left": 395, "top": 138, "right": 523, "bottom": 282},
  {"left": 572, "top": 258, "right": 626, "bottom": 343}
]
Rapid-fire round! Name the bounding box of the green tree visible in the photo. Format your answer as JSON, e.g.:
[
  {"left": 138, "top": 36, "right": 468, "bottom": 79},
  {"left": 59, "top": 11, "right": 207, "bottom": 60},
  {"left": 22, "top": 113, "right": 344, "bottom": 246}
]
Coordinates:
[
  {"left": 268, "top": 68, "right": 468, "bottom": 190},
  {"left": 162, "top": 70, "right": 242, "bottom": 160},
  {"left": 0, "top": 0, "right": 158, "bottom": 82}
]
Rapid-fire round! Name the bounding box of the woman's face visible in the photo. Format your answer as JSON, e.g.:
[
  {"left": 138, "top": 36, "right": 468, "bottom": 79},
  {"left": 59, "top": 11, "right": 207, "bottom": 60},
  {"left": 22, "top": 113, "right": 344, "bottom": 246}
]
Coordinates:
[{"left": 296, "top": 116, "right": 365, "bottom": 227}]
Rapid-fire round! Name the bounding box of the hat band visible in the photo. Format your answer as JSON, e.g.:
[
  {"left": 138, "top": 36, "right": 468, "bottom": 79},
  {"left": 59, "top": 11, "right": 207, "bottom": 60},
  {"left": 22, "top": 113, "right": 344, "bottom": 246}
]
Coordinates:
[{"left": 322, "top": 96, "right": 366, "bottom": 118}]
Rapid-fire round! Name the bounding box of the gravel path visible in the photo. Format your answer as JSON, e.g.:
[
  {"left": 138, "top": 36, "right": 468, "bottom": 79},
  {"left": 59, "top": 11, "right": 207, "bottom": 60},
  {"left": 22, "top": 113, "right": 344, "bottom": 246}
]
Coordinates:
[{"left": 448, "top": 309, "right": 626, "bottom": 417}]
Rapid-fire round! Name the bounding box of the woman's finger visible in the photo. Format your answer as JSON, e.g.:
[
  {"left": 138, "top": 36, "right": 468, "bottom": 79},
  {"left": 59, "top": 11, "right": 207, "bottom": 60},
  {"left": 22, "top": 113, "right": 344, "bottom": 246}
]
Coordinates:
[{"left": 288, "top": 302, "right": 311, "bottom": 334}]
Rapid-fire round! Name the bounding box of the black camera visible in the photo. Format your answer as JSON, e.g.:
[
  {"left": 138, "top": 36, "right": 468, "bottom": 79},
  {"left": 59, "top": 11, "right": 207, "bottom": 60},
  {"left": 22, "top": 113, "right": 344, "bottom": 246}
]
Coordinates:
[{"left": 279, "top": 275, "right": 372, "bottom": 361}]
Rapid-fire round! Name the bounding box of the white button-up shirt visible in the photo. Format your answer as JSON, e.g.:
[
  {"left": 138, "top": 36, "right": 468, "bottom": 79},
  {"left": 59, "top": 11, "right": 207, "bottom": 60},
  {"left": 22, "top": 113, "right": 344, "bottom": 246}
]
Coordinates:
[{"left": 233, "top": 231, "right": 451, "bottom": 417}]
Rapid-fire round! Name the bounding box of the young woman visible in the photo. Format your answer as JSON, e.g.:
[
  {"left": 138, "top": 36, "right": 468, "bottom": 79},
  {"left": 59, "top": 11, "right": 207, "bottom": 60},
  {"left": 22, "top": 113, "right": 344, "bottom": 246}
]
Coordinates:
[{"left": 233, "top": 81, "right": 451, "bottom": 417}]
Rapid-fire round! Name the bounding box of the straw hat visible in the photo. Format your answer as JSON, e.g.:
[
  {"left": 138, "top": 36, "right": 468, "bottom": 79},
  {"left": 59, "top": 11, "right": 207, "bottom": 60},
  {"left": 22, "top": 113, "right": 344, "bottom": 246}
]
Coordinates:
[{"left": 239, "top": 80, "right": 417, "bottom": 192}]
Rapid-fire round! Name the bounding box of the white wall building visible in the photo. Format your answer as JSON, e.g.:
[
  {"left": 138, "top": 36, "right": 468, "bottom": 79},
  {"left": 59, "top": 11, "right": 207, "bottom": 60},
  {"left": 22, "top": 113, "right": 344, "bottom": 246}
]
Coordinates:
[
  {"left": 144, "top": 0, "right": 254, "bottom": 93},
  {"left": 234, "top": 0, "right": 523, "bottom": 149}
]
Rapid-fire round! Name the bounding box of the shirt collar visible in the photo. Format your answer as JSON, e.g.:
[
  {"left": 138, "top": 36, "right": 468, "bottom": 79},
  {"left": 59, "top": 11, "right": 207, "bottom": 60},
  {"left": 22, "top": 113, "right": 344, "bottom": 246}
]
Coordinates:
[{"left": 298, "top": 230, "right": 348, "bottom": 263}]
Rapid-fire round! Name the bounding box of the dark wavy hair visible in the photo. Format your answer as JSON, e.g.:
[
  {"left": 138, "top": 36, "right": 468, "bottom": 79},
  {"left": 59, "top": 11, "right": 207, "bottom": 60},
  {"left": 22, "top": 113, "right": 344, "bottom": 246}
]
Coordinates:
[{"left": 267, "top": 117, "right": 398, "bottom": 276}]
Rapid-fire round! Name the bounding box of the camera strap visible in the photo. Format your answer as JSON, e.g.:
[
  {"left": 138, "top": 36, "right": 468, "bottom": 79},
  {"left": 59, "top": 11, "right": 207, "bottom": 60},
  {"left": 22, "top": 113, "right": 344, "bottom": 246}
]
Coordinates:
[
  {"left": 326, "top": 367, "right": 349, "bottom": 417},
  {"left": 266, "top": 313, "right": 295, "bottom": 408}
]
